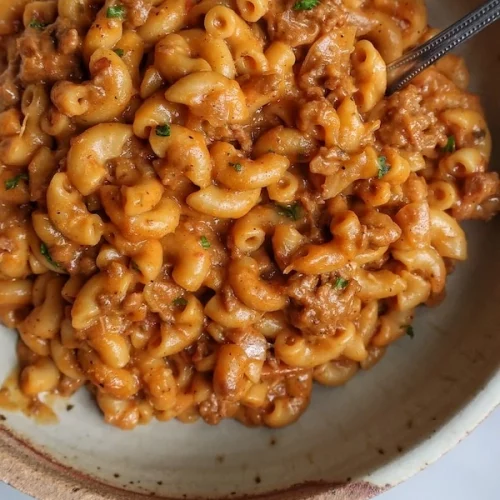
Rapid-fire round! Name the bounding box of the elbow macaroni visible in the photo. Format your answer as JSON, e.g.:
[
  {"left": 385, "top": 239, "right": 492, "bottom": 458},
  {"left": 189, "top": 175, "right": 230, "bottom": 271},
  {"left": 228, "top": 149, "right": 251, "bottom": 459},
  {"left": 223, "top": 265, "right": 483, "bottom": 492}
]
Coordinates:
[{"left": 0, "top": 0, "right": 497, "bottom": 430}]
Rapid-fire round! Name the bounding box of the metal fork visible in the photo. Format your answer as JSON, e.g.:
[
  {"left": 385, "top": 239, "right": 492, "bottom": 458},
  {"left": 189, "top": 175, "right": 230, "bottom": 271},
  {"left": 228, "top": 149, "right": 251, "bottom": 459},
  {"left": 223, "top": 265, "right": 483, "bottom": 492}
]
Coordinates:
[{"left": 386, "top": 0, "right": 500, "bottom": 95}]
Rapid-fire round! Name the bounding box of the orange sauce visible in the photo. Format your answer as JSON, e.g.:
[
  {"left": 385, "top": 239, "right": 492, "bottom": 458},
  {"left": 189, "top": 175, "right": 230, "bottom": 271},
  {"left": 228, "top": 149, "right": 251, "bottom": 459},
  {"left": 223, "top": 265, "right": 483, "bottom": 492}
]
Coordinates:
[{"left": 0, "top": 368, "right": 58, "bottom": 424}]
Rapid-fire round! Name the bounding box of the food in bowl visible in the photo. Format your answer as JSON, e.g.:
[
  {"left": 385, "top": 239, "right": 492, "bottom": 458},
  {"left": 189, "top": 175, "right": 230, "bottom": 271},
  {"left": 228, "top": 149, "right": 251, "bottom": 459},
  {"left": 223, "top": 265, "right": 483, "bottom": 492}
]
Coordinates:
[{"left": 0, "top": 0, "right": 498, "bottom": 431}]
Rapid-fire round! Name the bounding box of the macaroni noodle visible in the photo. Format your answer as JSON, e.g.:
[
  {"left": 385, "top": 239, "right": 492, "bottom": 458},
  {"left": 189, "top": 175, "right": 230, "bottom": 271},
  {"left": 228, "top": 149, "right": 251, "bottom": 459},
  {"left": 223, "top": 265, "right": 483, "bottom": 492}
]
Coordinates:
[{"left": 0, "top": 0, "right": 498, "bottom": 429}]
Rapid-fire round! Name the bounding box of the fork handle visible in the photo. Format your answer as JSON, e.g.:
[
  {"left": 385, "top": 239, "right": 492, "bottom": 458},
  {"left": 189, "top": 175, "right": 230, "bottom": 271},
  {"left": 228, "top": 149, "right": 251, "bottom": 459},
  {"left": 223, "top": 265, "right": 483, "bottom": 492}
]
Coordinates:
[{"left": 386, "top": 0, "right": 500, "bottom": 95}]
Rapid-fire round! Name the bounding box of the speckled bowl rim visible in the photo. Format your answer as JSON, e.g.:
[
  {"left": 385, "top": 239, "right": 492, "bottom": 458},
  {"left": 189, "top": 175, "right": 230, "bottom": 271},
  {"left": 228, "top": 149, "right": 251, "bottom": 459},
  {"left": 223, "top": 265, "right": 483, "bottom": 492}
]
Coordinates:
[
  {"left": 2, "top": 2, "right": 500, "bottom": 499},
  {"left": 1, "top": 368, "right": 499, "bottom": 500},
  {"left": 0, "top": 425, "right": 387, "bottom": 500}
]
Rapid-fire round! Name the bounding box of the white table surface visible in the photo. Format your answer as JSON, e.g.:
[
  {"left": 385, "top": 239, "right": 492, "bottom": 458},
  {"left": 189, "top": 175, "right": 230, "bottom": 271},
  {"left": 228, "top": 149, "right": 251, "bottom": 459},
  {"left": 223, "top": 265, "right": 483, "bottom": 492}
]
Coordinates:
[{"left": 1, "top": 407, "right": 499, "bottom": 499}]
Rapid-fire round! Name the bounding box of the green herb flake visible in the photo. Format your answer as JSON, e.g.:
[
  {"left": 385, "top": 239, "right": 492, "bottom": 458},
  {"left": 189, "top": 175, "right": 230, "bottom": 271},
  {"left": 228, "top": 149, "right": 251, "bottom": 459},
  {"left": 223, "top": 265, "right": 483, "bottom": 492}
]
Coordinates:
[
  {"left": 293, "top": 0, "right": 320, "bottom": 11},
  {"left": 40, "top": 243, "right": 60, "bottom": 269},
  {"left": 405, "top": 325, "right": 415, "bottom": 339},
  {"left": 377, "top": 156, "right": 390, "bottom": 179},
  {"left": 442, "top": 135, "right": 456, "bottom": 154},
  {"left": 229, "top": 162, "right": 242, "bottom": 172},
  {"left": 113, "top": 48, "right": 125, "bottom": 57},
  {"left": 276, "top": 202, "right": 303, "bottom": 221},
  {"left": 29, "top": 19, "right": 48, "bottom": 30},
  {"left": 106, "top": 5, "right": 126, "bottom": 18},
  {"left": 131, "top": 260, "right": 140, "bottom": 272},
  {"left": 333, "top": 277, "right": 349, "bottom": 289},
  {"left": 200, "top": 236, "right": 211, "bottom": 249},
  {"left": 156, "top": 124, "right": 171, "bottom": 137},
  {"left": 5, "top": 173, "right": 28, "bottom": 191},
  {"left": 172, "top": 297, "right": 188, "bottom": 307}
]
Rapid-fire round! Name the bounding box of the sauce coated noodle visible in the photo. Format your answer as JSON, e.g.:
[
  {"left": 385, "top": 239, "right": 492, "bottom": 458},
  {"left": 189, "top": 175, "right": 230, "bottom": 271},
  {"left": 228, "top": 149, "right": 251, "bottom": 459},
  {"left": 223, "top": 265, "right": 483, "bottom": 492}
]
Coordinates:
[{"left": 0, "top": 0, "right": 497, "bottom": 429}]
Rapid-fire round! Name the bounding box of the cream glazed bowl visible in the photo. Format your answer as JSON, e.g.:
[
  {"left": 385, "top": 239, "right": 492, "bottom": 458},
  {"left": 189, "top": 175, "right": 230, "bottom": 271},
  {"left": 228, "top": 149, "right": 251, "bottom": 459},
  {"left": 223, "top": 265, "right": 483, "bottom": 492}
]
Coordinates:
[{"left": 1, "top": 0, "right": 500, "bottom": 499}]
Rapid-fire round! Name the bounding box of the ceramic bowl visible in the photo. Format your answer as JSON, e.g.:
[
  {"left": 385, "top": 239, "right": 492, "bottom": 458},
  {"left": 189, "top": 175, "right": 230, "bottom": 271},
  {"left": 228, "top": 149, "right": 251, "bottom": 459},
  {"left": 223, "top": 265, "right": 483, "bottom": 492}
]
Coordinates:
[{"left": 1, "top": 0, "right": 500, "bottom": 499}]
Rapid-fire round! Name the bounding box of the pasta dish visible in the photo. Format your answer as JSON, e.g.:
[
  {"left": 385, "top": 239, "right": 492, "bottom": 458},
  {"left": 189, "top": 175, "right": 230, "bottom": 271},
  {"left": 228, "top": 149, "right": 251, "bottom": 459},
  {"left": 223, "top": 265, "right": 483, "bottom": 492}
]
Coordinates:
[{"left": 0, "top": 0, "right": 498, "bottom": 429}]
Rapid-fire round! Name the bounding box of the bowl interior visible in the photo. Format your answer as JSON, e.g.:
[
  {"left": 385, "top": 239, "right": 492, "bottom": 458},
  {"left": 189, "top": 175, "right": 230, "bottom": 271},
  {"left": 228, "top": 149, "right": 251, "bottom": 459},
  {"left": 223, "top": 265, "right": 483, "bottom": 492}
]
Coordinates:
[{"left": 1, "top": 1, "right": 500, "bottom": 499}]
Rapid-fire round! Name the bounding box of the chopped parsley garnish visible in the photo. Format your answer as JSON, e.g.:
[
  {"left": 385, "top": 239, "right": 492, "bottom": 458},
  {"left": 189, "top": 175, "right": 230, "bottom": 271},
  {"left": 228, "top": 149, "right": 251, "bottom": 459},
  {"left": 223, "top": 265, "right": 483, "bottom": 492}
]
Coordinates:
[
  {"left": 276, "top": 202, "right": 303, "bottom": 221},
  {"left": 156, "top": 124, "right": 171, "bottom": 137},
  {"left": 442, "top": 135, "right": 456, "bottom": 154},
  {"left": 40, "top": 243, "right": 60, "bottom": 269},
  {"left": 106, "top": 5, "right": 126, "bottom": 18},
  {"left": 293, "top": 0, "right": 320, "bottom": 10},
  {"left": 405, "top": 325, "right": 415, "bottom": 339},
  {"left": 29, "top": 19, "right": 48, "bottom": 30},
  {"left": 5, "top": 173, "right": 28, "bottom": 191},
  {"left": 229, "top": 162, "right": 242, "bottom": 172},
  {"left": 377, "top": 156, "right": 390, "bottom": 179},
  {"left": 200, "top": 236, "right": 211, "bottom": 249},
  {"left": 333, "top": 277, "right": 349, "bottom": 289},
  {"left": 113, "top": 48, "right": 125, "bottom": 57},
  {"left": 172, "top": 297, "right": 188, "bottom": 307},
  {"left": 131, "top": 260, "right": 140, "bottom": 272}
]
